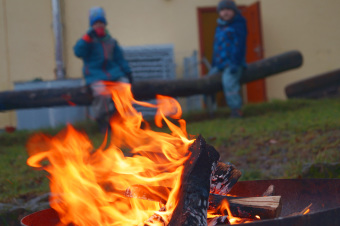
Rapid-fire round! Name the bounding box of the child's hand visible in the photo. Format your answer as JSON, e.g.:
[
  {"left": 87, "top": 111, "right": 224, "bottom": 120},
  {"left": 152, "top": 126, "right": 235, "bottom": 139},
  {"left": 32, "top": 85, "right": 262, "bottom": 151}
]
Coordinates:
[{"left": 87, "top": 28, "right": 97, "bottom": 39}]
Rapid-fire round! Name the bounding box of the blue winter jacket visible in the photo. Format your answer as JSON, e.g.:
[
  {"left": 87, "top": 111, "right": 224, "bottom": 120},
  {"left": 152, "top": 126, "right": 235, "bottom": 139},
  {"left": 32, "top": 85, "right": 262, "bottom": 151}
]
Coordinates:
[
  {"left": 73, "top": 32, "right": 131, "bottom": 85},
  {"left": 212, "top": 13, "right": 248, "bottom": 71}
]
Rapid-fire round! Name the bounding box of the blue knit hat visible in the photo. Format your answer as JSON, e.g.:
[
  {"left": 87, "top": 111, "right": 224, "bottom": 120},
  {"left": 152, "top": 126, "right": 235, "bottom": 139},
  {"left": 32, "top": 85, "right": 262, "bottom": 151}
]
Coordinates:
[
  {"left": 89, "top": 7, "right": 107, "bottom": 26},
  {"left": 217, "top": 0, "right": 238, "bottom": 13}
]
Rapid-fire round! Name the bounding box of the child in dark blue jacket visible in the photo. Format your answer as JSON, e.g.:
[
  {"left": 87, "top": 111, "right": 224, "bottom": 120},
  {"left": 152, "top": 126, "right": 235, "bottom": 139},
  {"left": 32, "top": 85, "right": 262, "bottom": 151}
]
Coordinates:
[
  {"left": 210, "top": 0, "right": 248, "bottom": 118},
  {"left": 74, "top": 7, "right": 133, "bottom": 132}
]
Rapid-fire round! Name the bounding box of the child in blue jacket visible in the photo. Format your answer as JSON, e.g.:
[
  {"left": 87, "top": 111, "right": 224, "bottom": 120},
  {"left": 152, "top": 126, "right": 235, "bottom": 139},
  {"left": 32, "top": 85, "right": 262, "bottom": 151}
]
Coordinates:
[
  {"left": 73, "top": 7, "right": 133, "bottom": 132},
  {"left": 210, "top": 0, "right": 248, "bottom": 118}
]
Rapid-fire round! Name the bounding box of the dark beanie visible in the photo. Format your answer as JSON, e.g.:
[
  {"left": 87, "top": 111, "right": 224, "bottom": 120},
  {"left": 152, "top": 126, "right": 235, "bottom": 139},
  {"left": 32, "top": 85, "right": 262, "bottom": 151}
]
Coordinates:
[{"left": 217, "top": 0, "right": 238, "bottom": 12}]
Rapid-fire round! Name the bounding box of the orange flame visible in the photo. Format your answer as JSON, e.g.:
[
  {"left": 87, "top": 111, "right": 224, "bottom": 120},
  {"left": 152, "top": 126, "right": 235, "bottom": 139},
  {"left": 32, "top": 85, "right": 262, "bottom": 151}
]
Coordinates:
[
  {"left": 207, "top": 199, "right": 260, "bottom": 225},
  {"left": 26, "top": 82, "right": 194, "bottom": 226},
  {"left": 303, "top": 209, "right": 310, "bottom": 215}
]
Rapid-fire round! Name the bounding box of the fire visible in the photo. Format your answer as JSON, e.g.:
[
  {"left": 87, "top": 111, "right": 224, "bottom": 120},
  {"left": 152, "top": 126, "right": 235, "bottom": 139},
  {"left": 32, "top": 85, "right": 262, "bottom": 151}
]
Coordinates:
[
  {"left": 303, "top": 209, "right": 310, "bottom": 215},
  {"left": 207, "top": 199, "right": 261, "bottom": 225},
  {"left": 26, "top": 82, "right": 194, "bottom": 226}
]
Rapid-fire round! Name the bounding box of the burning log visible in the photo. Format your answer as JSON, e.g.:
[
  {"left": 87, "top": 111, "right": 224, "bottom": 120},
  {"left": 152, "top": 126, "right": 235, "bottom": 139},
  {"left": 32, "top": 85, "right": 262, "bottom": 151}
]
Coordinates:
[
  {"left": 167, "top": 135, "right": 220, "bottom": 226},
  {"left": 125, "top": 162, "right": 282, "bottom": 222},
  {"left": 207, "top": 216, "right": 229, "bottom": 226},
  {"left": 125, "top": 185, "right": 282, "bottom": 220},
  {"left": 208, "top": 195, "right": 282, "bottom": 220},
  {"left": 210, "top": 162, "right": 242, "bottom": 196},
  {"left": 0, "top": 51, "right": 302, "bottom": 111},
  {"left": 125, "top": 162, "right": 242, "bottom": 203}
]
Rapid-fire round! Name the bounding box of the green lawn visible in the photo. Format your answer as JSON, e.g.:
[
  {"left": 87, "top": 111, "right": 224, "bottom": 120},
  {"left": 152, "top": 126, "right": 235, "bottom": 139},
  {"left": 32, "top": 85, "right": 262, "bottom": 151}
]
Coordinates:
[{"left": 0, "top": 98, "right": 339, "bottom": 202}]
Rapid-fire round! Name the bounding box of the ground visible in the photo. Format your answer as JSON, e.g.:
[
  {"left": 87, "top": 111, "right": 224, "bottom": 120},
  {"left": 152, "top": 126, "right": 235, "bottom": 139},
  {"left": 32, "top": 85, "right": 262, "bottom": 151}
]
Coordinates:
[{"left": 0, "top": 98, "right": 339, "bottom": 203}]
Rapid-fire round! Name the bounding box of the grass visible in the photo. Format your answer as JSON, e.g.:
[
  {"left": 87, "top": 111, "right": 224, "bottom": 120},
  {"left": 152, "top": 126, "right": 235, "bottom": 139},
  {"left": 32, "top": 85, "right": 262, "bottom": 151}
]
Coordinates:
[{"left": 0, "top": 98, "right": 339, "bottom": 202}]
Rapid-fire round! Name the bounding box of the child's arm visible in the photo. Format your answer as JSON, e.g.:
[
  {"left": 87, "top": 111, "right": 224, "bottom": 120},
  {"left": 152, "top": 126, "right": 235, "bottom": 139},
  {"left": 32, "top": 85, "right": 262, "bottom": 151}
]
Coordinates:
[
  {"left": 73, "top": 30, "right": 95, "bottom": 58},
  {"left": 231, "top": 22, "right": 248, "bottom": 70},
  {"left": 113, "top": 41, "right": 132, "bottom": 75}
]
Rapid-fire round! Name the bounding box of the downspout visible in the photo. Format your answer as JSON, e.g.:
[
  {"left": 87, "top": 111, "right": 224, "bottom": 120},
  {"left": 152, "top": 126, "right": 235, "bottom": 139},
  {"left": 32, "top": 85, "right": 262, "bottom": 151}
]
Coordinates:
[{"left": 51, "top": 0, "right": 65, "bottom": 79}]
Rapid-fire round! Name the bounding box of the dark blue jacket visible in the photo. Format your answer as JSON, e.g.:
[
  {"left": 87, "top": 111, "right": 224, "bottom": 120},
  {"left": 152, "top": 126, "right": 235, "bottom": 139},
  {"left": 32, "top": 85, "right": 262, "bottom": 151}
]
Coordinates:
[
  {"left": 212, "top": 13, "right": 248, "bottom": 70},
  {"left": 74, "top": 32, "right": 131, "bottom": 85}
]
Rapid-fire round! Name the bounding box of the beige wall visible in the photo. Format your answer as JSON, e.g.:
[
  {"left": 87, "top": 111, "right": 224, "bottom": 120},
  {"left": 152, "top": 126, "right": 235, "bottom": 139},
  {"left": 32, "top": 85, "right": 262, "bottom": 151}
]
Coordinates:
[
  {"left": 0, "top": 0, "right": 55, "bottom": 127},
  {"left": 1, "top": 0, "right": 340, "bottom": 128},
  {"left": 63, "top": 0, "right": 223, "bottom": 79},
  {"left": 0, "top": 0, "right": 11, "bottom": 127},
  {"left": 64, "top": 0, "right": 340, "bottom": 100},
  {"left": 261, "top": 0, "right": 340, "bottom": 99}
]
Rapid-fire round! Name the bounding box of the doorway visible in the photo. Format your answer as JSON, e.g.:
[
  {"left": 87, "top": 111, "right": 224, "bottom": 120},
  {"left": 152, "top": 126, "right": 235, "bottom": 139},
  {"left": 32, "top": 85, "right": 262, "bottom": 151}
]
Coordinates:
[{"left": 197, "top": 2, "right": 266, "bottom": 104}]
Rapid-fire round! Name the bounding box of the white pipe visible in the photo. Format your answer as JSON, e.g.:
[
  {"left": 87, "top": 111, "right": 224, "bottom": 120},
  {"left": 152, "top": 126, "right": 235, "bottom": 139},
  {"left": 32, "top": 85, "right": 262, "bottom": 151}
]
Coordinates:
[{"left": 51, "top": 0, "right": 65, "bottom": 79}]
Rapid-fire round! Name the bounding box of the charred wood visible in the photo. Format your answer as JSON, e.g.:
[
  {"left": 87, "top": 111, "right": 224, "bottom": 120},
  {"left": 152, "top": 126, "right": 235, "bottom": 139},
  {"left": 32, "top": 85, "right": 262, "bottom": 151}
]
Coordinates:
[
  {"left": 207, "top": 216, "right": 229, "bottom": 226},
  {"left": 125, "top": 186, "right": 281, "bottom": 220},
  {"left": 168, "top": 135, "right": 220, "bottom": 226},
  {"left": 210, "top": 162, "right": 242, "bottom": 196}
]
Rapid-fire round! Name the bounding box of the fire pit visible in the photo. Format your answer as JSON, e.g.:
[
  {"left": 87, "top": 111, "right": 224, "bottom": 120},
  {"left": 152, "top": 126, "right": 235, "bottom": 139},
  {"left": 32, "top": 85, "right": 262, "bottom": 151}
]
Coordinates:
[
  {"left": 21, "top": 179, "right": 340, "bottom": 226},
  {"left": 21, "top": 82, "right": 340, "bottom": 225}
]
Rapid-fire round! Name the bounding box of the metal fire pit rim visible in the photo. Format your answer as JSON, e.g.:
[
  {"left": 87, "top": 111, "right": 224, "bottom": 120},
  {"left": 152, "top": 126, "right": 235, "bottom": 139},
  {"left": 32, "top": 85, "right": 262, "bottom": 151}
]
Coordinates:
[
  {"left": 20, "top": 178, "right": 340, "bottom": 226},
  {"left": 21, "top": 206, "right": 340, "bottom": 226},
  {"left": 219, "top": 206, "right": 340, "bottom": 226}
]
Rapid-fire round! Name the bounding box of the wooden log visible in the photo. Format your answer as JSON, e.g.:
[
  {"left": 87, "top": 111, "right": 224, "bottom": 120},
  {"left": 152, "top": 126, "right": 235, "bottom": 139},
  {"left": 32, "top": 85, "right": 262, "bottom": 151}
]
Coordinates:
[
  {"left": 125, "top": 185, "right": 281, "bottom": 220},
  {"left": 0, "top": 51, "right": 302, "bottom": 111},
  {"left": 133, "top": 50, "right": 302, "bottom": 99},
  {"left": 210, "top": 162, "right": 242, "bottom": 196},
  {"left": 285, "top": 68, "right": 340, "bottom": 99},
  {"left": 207, "top": 216, "right": 229, "bottom": 226},
  {"left": 126, "top": 161, "right": 241, "bottom": 203},
  {"left": 168, "top": 135, "right": 220, "bottom": 226},
  {"left": 208, "top": 195, "right": 282, "bottom": 220}
]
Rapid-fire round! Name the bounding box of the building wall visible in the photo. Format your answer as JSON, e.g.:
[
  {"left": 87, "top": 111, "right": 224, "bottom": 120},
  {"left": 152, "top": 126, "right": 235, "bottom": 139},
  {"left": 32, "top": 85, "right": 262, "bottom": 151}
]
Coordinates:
[
  {"left": 64, "top": 0, "right": 340, "bottom": 101},
  {"left": 260, "top": 0, "right": 340, "bottom": 99},
  {"left": 0, "top": 0, "right": 12, "bottom": 127},
  {"left": 63, "top": 0, "right": 223, "bottom": 80},
  {"left": 1, "top": 0, "right": 340, "bottom": 128},
  {"left": 0, "top": 0, "right": 55, "bottom": 128}
]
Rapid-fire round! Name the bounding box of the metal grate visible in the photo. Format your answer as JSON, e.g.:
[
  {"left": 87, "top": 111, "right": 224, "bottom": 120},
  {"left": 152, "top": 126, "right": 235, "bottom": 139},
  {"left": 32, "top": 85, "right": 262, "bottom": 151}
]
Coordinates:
[
  {"left": 183, "top": 50, "right": 202, "bottom": 112},
  {"left": 123, "top": 44, "right": 176, "bottom": 117}
]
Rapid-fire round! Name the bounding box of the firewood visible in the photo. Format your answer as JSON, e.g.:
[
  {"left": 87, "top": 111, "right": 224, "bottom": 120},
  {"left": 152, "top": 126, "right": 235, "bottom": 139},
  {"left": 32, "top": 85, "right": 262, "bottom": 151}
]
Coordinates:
[
  {"left": 207, "top": 216, "right": 229, "bottom": 226},
  {"left": 126, "top": 161, "right": 242, "bottom": 204},
  {"left": 168, "top": 135, "right": 220, "bottom": 226},
  {"left": 210, "top": 162, "right": 242, "bottom": 196},
  {"left": 125, "top": 186, "right": 281, "bottom": 220},
  {"left": 208, "top": 195, "right": 282, "bottom": 219}
]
